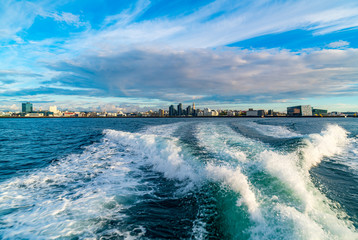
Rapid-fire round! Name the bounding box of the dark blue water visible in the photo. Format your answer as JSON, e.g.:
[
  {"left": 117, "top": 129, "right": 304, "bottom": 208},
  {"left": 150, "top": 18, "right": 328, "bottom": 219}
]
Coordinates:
[{"left": 0, "top": 118, "right": 357, "bottom": 239}]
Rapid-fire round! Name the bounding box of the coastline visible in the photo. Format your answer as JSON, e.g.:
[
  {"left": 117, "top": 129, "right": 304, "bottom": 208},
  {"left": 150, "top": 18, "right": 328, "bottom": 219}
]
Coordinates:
[{"left": 0, "top": 115, "right": 352, "bottom": 119}]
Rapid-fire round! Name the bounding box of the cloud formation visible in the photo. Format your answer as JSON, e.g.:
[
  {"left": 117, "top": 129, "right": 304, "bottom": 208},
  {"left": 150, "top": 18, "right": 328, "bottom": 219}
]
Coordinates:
[
  {"left": 1, "top": 0, "right": 358, "bottom": 110},
  {"left": 328, "top": 40, "right": 350, "bottom": 48},
  {"left": 45, "top": 47, "right": 358, "bottom": 102}
]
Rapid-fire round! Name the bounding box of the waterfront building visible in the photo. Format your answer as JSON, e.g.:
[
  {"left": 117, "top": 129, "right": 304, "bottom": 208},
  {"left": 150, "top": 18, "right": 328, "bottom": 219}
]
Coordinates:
[
  {"left": 246, "top": 109, "right": 265, "bottom": 117},
  {"left": 22, "top": 102, "right": 33, "bottom": 113},
  {"left": 287, "top": 105, "right": 312, "bottom": 116},
  {"left": 342, "top": 112, "right": 358, "bottom": 116},
  {"left": 203, "top": 108, "right": 219, "bottom": 116},
  {"left": 186, "top": 105, "right": 192, "bottom": 116},
  {"left": 177, "top": 103, "right": 183, "bottom": 116},
  {"left": 169, "top": 105, "right": 176, "bottom": 116},
  {"left": 158, "top": 109, "right": 164, "bottom": 117},
  {"left": 25, "top": 112, "right": 44, "bottom": 117},
  {"left": 312, "top": 109, "right": 328, "bottom": 116}
]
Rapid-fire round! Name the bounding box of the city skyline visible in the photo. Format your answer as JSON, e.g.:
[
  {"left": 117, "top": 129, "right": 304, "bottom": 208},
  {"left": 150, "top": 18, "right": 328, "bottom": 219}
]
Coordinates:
[
  {"left": 3, "top": 101, "right": 354, "bottom": 118},
  {"left": 1, "top": 0, "right": 358, "bottom": 111}
]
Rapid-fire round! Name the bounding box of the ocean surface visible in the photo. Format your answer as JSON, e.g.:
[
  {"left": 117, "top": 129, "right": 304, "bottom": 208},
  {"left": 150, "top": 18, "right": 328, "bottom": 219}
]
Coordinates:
[{"left": 0, "top": 118, "right": 358, "bottom": 239}]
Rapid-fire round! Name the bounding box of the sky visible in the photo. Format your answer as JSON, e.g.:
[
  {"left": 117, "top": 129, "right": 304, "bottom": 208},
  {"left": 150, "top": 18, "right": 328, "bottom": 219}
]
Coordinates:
[{"left": 1, "top": 0, "right": 358, "bottom": 112}]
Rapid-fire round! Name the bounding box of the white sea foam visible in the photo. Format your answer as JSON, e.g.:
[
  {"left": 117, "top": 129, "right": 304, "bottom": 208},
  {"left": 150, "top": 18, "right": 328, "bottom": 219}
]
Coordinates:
[
  {"left": 245, "top": 121, "right": 302, "bottom": 138},
  {"left": 195, "top": 123, "right": 262, "bottom": 164},
  {"left": 104, "top": 129, "right": 201, "bottom": 184},
  {"left": 0, "top": 139, "right": 147, "bottom": 239},
  {"left": 0, "top": 123, "right": 200, "bottom": 239},
  {"left": 1, "top": 122, "right": 357, "bottom": 239},
  {"left": 301, "top": 124, "right": 349, "bottom": 170},
  {"left": 258, "top": 124, "right": 358, "bottom": 239},
  {"left": 196, "top": 122, "right": 358, "bottom": 239},
  {"left": 206, "top": 164, "right": 263, "bottom": 222}
]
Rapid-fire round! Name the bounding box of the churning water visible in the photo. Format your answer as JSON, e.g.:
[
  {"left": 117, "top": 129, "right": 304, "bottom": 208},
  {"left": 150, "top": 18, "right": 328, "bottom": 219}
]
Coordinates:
[{"left": 0, "top": 118, "right": 357, "bottom": 239}]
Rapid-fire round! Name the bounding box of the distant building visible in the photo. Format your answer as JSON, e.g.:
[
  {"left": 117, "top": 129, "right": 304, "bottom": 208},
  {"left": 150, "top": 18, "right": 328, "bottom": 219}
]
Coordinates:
[
  {"left": 25, "top": 112, "right": 43, "bottom": 117},
  {"left": 312, "top": 109, "right": 328, "bottom": 116},
  {"left": 186, "top": 105, "right": 192, "bottom": 116},
  {"left": 287, "top": 105, "right": 312, "bottom": 116},
  {"left": 22, "top": 102, "right": 33, "bottom": 113},
  {"left": 177, "top": 103, "right": 183, "bottom": 116},
  {"left": 342, "top": 112, "right": 358, "bottom": 117},
  {"left": 169, "top": 105, "right": 176, "bottom": 116},
  {"left": 203, "top": 108, "right": 219, "bottom": 116},
  {"left": 49, "top": 106, "right": 58, "bottom": 113},
  {"left": 246, "top": 109, "right": 265, "bottom": 117},
  {"left": 158, "top": 109, "right": 164, "bottom": 117}
]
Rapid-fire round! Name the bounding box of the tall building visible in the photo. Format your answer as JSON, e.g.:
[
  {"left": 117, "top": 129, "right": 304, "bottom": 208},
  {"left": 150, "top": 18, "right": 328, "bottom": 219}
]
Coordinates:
[
  {"left": 169, "top": 105, "right": 176, "bottom": 116},
  {"left": 158, "top": 109, "right": 164, "bottom": 117},
  {"left": 186, "top": 105, "right": 192, "bottom": 116},
  {"left": 287, "top": 105, "right": 312, "bottom": 116},
  {"left": 177, "top": 103, "right": 183, "bottom": 116},
  {"left": 22, "top": 102, "right": 33, "bottom": 113},
  {"left": 192, "top": 102, "right": 195, "bottom": 110}
]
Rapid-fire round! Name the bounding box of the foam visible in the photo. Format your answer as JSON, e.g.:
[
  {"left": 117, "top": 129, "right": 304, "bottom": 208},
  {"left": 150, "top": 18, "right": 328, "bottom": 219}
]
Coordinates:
[
  {"left": 1, "top": 122, "right": 357, "bottom": 239},
  {"left": 195, "top": 123, "right": 261, "bottom": 164},
  {"left": 104, "top": 129, "right": 201, "bottom": 183},
  {"left": 245, "top": 121, "right": 302, "bottom": 138},
  {"left": 258, "top": 124, "right": 358, "bottom": 239},
  {"left": 0, "top": 123, "right": 198, "bottom": 239},
  {"left": 301, "top": 124, "right": 349, "bottom": 170},
  {"left": 196, "top": 122, "right": 358, "bottom": 239},
  {"left": 206, "top": 164, "right": 263, "bottom": 222},
  {"left": 0, "top": 138, "right": 147, "bottom": 239}
]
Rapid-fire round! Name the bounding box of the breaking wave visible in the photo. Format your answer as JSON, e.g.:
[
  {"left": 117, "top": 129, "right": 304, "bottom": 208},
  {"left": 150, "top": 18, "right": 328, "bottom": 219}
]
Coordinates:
[
  {"left": 0, "top": 121, "right": 357, "bottom": 239},
  {"left": 195, "top": 122, "right": 357, "bottom": 239}
]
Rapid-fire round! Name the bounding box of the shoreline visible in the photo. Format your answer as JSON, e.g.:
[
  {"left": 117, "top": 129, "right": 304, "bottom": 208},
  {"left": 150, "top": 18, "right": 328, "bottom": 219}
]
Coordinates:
[{"left": 0, "top": 115, "right": 353, "bottom": 119}]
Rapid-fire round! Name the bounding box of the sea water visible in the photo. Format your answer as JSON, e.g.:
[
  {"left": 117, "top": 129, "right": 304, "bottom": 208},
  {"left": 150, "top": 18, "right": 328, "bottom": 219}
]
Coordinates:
[{"left": 0, "top": 118, "right": 357, "bottom": 239}]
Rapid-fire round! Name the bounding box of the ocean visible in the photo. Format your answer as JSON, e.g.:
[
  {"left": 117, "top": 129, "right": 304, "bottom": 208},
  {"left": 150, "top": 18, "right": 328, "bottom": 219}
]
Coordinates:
[{"left": 0, "top": 118, "right": 357, "bottom": 239}]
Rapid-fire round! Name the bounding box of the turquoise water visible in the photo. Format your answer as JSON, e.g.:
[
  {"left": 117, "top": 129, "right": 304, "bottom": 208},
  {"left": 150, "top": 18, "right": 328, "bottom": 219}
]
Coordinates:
[{"left": 0, "top": 118, "right": 357, "bottom": 239}]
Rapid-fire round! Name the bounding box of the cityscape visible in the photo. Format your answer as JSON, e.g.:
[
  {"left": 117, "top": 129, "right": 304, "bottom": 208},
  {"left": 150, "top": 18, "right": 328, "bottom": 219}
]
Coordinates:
[{"left": 0, "top": 102, "right": 357, "bottom": 118}]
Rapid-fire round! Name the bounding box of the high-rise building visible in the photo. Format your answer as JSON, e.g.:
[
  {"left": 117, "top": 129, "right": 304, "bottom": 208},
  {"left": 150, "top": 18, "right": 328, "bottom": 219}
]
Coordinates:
[
  {"left": 169, "top": 105, "right": 176, "bottom": 116},
  {"left": 22, "top": 102, "right": 33, "bottom": 113},
  {"left": 192, "top": 102, "right": 195, "bottom": 110},
  {"left": 177, "top": 103, "right": 183, "bottom": 116},
  {"left": 186, "top": 105, "right": 192, "bottom": 116}
]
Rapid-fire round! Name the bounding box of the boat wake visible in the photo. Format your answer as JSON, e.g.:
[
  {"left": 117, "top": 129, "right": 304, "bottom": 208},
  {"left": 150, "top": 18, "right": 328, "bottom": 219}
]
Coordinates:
[{"left": 0, "top": 121, "right": 357, "bottom": 239}]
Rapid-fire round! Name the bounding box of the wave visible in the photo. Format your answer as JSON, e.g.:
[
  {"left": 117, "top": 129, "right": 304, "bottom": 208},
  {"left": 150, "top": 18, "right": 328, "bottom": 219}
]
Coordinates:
[
  {"left": 104, "top": 129, "right": 201, "bottom": 184},
  {"left": 1, "top": 121, "right": 356, "bottom": 239},
  {"left": 0, "top": 123, "right": 201, "bottom": 239},
  {"left": 0, "top": 138, "right": 148, "bottom": 239},
  {"left": 195, "top": 122, "right": 358, "bottom": 239},
  {"left": 244, "top": 121, "right": 302, "bottom": 138}
]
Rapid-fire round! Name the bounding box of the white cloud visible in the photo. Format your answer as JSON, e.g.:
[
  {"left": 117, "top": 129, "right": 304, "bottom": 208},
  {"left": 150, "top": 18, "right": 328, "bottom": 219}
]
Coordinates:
[
  {"left": 0, "top": 104, "right": 19, "bottom": 111},
  {"left": 51, "top": 12, "right": 86, "bottom": 27},
  {"left": 61, "top": 0, "right": 358, "bottom": 53},
  {"left": 0, "top": 0, "right": 39, "bottom": 41},
  {"left": 46, "top": 47, "right": 358, "bottom": 103},
  {"left": 327, "top": 40, "right": 350, "bottom": 48}
]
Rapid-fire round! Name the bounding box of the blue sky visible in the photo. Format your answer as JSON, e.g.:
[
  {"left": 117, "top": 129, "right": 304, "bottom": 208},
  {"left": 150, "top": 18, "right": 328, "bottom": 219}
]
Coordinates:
[{"left": 1, "top": 0, "right": 358, "bottom": 112}]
